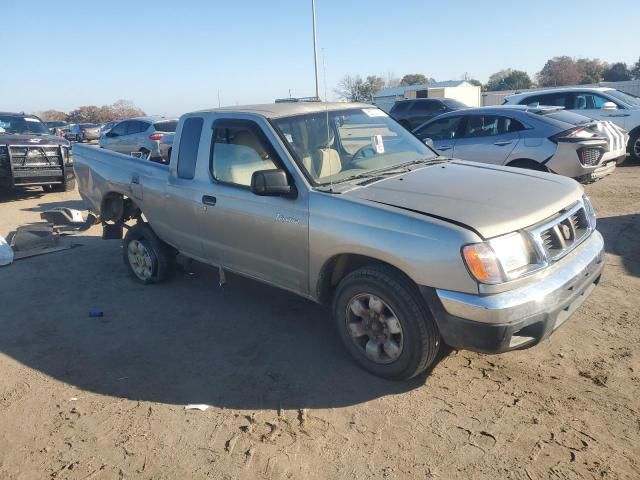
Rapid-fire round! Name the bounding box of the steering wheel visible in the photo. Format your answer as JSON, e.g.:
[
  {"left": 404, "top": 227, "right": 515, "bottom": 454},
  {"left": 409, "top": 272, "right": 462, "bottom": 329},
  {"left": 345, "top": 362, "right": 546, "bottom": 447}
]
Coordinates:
[{"left": 351, "top": 144, "right": 378, "bottom": 163}]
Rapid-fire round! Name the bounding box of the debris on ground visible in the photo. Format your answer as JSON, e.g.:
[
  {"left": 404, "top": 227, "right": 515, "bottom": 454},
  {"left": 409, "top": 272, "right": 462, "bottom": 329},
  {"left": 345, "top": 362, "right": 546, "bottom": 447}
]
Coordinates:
[{"left": 184, "top": 404, "right": 211, "bottom": 412}]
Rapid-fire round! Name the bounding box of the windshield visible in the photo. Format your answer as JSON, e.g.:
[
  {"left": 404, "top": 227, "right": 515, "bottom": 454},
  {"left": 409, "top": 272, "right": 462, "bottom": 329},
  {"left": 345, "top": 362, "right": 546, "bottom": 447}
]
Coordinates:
[
  {"left": 0, "top": 115, "right": 49, "bottom": 135},
  {"left": 606, "top": 89, "right": 640, "bottom": 108},
  {"left": 272, "top": 108, "right": 437, "bottom": 186}
]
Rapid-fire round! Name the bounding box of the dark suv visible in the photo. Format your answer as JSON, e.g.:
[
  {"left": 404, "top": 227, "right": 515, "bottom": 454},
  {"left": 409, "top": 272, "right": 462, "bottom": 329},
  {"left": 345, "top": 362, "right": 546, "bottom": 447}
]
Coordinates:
[
  {"left": 0, "top": 112, "right": 74, "bottom": 192},
  {"left": 390, "top": 98, "right": 468, "bottom": 130}
]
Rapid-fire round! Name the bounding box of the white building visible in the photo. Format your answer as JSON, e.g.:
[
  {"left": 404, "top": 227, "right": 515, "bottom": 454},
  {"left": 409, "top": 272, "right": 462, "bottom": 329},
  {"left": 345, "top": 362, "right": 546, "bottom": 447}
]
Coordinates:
[{"left": 373, "top": 80, "right": 481, "bottom": 112}]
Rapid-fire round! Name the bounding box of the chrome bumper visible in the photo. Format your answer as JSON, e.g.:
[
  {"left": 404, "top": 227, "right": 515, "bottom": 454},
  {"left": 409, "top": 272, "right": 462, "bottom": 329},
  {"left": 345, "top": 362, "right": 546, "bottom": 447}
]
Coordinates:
[{"left": 436, "top": 230, "right": 604, "bottom": 326}]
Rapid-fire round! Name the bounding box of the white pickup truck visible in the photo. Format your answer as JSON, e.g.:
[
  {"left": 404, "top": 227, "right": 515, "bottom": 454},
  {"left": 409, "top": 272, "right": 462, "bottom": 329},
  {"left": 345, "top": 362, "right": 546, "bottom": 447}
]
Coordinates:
[{"left": 73, "top": 102, "right": 604, "bottom": 380}]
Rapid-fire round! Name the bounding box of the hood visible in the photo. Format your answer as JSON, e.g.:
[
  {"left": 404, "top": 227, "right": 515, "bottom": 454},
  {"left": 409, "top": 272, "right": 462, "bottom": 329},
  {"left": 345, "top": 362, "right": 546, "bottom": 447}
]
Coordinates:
[
  {"left": 0, "top": 134, "right": 70, "bottom": 147},
  {"left": 345, "top": 160, "right": 583, "bottom": 239}
]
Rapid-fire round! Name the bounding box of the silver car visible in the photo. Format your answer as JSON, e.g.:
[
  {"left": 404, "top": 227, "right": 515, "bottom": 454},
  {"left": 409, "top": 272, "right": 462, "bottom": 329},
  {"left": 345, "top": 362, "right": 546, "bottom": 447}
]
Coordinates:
[
  {"left": 413, "top": 106, "right": 628, "bottom": 182},
  {"left": 68, "top": 123, "right": 101, "bottom": 142},
  {"left": 158, "top": 132, "right": 174, "bottom": 164},
  {"left": 99, "top": 116, "right": 178, "bottom": 160}
]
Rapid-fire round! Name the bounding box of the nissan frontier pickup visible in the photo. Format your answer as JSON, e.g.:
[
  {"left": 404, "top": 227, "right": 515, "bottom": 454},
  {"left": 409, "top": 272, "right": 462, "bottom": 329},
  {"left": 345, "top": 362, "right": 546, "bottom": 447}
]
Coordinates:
[{"left": 73, "top": 102, "right": 604, "bottom": 379}]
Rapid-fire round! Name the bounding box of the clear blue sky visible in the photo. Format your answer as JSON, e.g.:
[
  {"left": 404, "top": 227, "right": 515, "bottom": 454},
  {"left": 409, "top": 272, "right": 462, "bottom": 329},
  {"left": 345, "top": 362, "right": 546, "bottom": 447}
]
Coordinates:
[{"left": 2, "top": 0, "right": 638, "bottom": 116}]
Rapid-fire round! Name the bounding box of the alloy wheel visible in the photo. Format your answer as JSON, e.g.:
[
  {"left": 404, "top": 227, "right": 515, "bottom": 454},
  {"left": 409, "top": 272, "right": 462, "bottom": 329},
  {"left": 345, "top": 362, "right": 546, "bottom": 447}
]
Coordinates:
[
  {"left": 345, "top": 293, "right": 404, "bottom": 364},
  {"left": 127, "top": 239, "right": 153, "bottom": 281}
]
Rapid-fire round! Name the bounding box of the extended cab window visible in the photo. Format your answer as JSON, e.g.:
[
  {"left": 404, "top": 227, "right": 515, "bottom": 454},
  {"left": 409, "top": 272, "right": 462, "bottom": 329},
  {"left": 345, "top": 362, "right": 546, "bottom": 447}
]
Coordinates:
[
  {"left": 210, "top": 121, "right": 277, "bottom": 187},
  {"left": 414, "top": 116, "right": 463, "bottom": 141},
  {"left": 177, "top": 117, "right": 203, "bottom": 179}
]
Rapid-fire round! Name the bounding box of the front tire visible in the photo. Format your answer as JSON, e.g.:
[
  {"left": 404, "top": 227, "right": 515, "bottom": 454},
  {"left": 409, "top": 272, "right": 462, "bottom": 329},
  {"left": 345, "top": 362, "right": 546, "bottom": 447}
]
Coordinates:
[
  {"left": 333, "top": 265, "right": 440, "bottom": 380},
  {"left": 123, "top": 223, "right": 176, "bottom": 284}
]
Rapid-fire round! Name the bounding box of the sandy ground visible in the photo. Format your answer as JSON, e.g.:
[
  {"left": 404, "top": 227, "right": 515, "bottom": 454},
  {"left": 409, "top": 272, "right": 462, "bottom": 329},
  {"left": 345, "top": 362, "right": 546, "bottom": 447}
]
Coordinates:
[{"left": 0, "top": 164, "right": 639, "bottom": 480}]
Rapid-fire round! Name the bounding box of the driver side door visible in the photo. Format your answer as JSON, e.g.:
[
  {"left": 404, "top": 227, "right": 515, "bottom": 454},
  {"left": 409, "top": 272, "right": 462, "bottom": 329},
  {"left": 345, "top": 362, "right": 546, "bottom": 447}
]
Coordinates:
[{"left": 200, "top": 118, "right": 310, "bottom": 294}]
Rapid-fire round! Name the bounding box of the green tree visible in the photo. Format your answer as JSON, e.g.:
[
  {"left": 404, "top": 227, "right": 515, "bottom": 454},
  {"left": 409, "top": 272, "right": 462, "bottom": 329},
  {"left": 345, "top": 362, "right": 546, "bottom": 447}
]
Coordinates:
[
  {"left": 485, "top": 69, "right": 532, "bottom": 91},
  {"left": 603, "top": 62, "right": 632, "bottom": 82},
  {"left": 400, "top": 74, "right": 433, "bottom": 86}
]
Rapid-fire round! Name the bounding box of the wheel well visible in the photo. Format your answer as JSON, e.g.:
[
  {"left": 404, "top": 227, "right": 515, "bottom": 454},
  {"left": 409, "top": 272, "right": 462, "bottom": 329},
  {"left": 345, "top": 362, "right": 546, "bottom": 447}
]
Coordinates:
[
  {"left": 507, "top": 158, "right": 548, "bottom": 172},
  {"left": 316, "top": 254, "right": 411, "bottom": 305},
  {"left": 100, "top": 192, "right": 140, "bottom": 223}
]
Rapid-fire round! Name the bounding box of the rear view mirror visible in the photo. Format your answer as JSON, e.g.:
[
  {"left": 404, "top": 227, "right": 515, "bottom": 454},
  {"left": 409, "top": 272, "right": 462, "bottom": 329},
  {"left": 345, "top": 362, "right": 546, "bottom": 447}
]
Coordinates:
[
  {"left": 251, "top": 169, "right": 294, "bottom": 197},
  {"left": 423, "top": 138, "right": 434, "bottom": 148},
  {"left": 602, "top": 102, "right": 618, "bottom": 111}
]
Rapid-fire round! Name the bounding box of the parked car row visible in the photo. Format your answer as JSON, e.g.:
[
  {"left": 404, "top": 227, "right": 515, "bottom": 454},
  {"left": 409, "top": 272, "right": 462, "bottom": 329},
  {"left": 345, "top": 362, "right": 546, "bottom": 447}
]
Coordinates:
[
  {"left": 98, "top": 117, "right": 178, "bottom": 161},
  {"left": 412, "top": 105, "right": 627, "bottom": 183},
  {"left": 387, "top": 86, "right": 639, "bottom": 182},
  {"left": 503, "top": 86, "right": 640, "bottom": 162}
]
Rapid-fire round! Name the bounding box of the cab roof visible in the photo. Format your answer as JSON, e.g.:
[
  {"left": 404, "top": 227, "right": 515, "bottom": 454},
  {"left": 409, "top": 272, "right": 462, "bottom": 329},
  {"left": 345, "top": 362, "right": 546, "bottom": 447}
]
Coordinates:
[{"left": 194, "top": 102, "right": 374, "bottom": 119}]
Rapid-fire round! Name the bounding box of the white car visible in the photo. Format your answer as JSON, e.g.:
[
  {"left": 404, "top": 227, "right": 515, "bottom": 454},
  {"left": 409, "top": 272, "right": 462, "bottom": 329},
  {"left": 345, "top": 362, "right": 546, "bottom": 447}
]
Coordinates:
[{"left": 504, "top": 87, "right": 640, "bottom": 162}]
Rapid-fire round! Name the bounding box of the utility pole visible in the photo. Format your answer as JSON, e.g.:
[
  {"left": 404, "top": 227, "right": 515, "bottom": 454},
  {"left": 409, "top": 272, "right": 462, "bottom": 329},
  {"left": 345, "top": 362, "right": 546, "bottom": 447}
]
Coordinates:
[{"left": 311, "top": 0, "right": 320, "bottom": 98}]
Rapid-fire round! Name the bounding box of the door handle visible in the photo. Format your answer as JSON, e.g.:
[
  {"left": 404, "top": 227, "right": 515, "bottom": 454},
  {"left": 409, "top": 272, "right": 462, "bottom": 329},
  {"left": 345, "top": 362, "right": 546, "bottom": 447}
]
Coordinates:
[
  {"left": 493, "top": 140, "right": 512, "bottom": 146},
  {"left": 606, "top": 114, "right": 630, "bottom": 117},
  {"left": 202, "top": 195, "right": 217, "bottom": 206},
  {"left": 438, "top": 145, "right": 452, "bottom": 151}
]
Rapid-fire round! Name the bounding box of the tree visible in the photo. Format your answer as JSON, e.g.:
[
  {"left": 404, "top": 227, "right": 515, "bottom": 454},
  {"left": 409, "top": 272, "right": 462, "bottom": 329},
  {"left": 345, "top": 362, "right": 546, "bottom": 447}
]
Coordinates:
[
  {"left": 335, "top": 75, "right": 367, "bottom": 102},
  {"left": 485, "top": 69, "right": 532, "bottom": 91},
  {"left": 400, "top": 74, "right": 433, "bottom": 86},
  {"left": 467, "top": 79, "right": 483, "bottom": 88},
  {"left": 108, "top": 99, "right": 146, "bottom": 120},
  {"left": 603, "top": 62, "right": 632, "bottom": 82},
  {"left": 576, "top": 58, "right": 607, "bottom": 84},
  {"left": 632, "top": 57, "right": 640, "bottom": 80},
  {"left": 537, "top": 56, "right": 582, "bottom": 87},
  {"left": 334, "top": 75, "right": 385, "bottom": 102},
  {"left": 39, "top": 110, "right": 68, "bottom": 122},
  {"left": 67, "top": 100, "right": 146, "bottom": 124}
]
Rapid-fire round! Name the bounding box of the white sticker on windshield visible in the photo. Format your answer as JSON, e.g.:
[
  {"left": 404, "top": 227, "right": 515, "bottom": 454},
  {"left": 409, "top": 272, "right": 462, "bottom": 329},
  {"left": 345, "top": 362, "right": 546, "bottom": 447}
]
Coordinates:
[
  {"left": 24, "top": 117, "right": 40, "bottom": 122},
  {"left": 362, "top": 108, "right": 388, "bottom": 118},
  {"left": 372, "top": 134, "right": 385, "bottom": 154}
]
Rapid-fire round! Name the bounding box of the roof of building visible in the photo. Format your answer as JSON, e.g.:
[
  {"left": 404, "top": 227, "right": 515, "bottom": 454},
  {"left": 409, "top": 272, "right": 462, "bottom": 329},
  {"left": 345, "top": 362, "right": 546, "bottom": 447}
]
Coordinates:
[
  {"left": 375, "top": 80, "right": 473, "bottom": 98},
  {"left": 194, "top": 102, "right": 372, "bottom": 119}
]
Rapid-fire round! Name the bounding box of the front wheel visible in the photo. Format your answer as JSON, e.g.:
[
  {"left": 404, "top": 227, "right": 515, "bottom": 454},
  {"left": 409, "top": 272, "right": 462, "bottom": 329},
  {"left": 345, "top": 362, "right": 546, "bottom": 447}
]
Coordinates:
[
  {"left": 333, "top": 265, "right": 440, "bottom": 380},
  {"left": 122, "top": 223, "right": 176, "bottom": 284}
]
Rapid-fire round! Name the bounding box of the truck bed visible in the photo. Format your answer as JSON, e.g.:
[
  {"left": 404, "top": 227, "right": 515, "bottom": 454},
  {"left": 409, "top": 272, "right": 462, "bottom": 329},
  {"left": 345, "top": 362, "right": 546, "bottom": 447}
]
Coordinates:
[{"left": 73, "top": 144, "right": 169, "bottom": 215}]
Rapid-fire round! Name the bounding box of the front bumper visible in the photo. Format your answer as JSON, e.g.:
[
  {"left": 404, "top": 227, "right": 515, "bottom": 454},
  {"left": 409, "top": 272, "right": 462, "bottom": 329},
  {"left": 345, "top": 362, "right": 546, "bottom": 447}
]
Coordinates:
[{"left": 427, "top": 230, "right": 604, "bottom": 353}]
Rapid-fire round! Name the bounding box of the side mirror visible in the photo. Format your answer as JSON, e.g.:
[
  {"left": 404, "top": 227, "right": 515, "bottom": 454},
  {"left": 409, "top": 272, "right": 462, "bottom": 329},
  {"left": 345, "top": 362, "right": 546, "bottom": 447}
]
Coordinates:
[
  {"left": 602, "top": 102, "right": 618, "bottom": 111},
  {"left": 251, "top": 169, "right": 293, "bottom": 197},
  {"left": 423, "top": 138, "right": 434, "bottom": 148},
  {"left": 105, "top": 131, "right": 117, "bottom": 138}
]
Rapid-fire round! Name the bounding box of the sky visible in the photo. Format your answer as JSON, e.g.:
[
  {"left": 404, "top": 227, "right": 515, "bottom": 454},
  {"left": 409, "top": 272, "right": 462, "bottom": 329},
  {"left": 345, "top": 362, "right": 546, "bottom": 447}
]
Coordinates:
[{"left": 1, "top": 0, "right": 638, "bottom": 117}]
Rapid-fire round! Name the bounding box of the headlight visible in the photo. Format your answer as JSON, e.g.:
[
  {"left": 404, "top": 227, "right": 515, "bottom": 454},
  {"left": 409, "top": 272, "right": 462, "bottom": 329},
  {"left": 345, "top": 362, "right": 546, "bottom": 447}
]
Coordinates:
[
  {"left": 462, "top": 232, "right": 541, "bottom": 284},
  {"left": 583, "top": 195, "right": 596, "bottom": 229}
]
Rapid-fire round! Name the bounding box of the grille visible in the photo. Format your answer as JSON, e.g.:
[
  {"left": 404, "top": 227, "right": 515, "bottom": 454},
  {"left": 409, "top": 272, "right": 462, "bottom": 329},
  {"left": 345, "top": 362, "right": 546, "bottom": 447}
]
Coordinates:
[
  {"left": 579, "top": 148, "right": 602, "bottom": 166},
  {"left": 9, "top": 146, "right": 63, "bottom": 170},
  {"left": 536, "top": 207, "right": 590, "bottom": 260}
]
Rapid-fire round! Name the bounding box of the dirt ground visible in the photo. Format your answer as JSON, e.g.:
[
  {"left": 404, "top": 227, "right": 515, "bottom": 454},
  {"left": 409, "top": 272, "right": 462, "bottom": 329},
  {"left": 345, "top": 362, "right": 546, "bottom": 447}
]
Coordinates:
[{"left": 0, "top": 164, "right": 638, "bottom": 480}]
